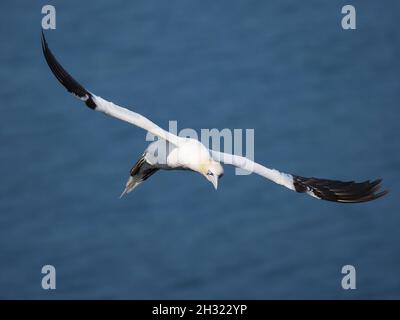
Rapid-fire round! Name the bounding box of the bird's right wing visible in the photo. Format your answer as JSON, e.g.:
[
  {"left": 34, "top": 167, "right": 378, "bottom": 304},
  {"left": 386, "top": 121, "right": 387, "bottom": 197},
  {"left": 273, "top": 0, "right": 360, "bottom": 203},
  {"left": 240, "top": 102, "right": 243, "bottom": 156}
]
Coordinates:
[
  {"left": 211, "top": 150, "right": 388, "bottom": 203},
  {"left": 41, "top": 31, "right": 184, "bottom": 147}
]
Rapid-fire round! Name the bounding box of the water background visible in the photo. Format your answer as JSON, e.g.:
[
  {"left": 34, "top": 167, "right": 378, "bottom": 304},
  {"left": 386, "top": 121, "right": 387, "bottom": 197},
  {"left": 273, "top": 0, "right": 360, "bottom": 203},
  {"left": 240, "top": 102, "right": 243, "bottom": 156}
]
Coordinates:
[{"left": 0, "top": 1, "right": 399, "bottom": 299}]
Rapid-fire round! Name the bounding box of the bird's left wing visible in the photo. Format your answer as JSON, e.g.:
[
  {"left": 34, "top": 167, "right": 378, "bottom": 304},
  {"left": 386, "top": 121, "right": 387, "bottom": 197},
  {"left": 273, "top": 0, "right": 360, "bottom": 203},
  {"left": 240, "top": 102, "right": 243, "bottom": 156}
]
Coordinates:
[
  {"left": 211, "top": 150, "right": 388, "bottom": 203},
  {"left": 41, "top": 31, "right": 184, "bottom": 146}
]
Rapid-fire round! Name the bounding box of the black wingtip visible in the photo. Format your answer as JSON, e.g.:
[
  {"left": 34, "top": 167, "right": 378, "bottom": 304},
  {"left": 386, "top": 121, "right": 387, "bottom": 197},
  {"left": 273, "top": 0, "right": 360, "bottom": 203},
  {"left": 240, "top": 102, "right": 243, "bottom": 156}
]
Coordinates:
[
  {"left": 41, "top": 30, "right": 97, "bottom": 109},
  {"left": 293, "top": 176, "right": 388, "bottom": 203}
]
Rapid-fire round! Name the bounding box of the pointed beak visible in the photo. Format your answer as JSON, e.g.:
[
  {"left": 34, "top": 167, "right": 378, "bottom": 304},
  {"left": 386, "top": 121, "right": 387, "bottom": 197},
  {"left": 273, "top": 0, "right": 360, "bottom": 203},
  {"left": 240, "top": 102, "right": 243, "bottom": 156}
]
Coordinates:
[{"left": 210, "top": 175, "right": 218, "bottom": 190}]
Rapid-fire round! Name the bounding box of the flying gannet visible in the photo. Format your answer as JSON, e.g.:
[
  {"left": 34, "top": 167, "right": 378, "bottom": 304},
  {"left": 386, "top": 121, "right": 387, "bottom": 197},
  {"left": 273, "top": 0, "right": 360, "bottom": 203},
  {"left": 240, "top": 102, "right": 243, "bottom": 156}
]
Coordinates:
[{"left": 41, "top": 32, "right": 388, "bottom": 203}]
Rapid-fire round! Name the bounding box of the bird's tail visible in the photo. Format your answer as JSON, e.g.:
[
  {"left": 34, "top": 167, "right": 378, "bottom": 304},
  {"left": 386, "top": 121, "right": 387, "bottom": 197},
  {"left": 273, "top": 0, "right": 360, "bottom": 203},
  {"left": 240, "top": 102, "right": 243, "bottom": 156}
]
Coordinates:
[
  {"left": 120, "top": 176, "right": 141, "bottom": 198},
  {"left": 120, "top": 155, "right": 159, "bottom": 198}
]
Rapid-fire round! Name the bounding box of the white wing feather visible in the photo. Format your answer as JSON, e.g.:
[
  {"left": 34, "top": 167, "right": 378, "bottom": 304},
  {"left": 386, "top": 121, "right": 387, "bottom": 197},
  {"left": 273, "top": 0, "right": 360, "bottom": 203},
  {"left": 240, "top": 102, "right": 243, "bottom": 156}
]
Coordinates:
[
  {"left": 41, "top": 32, "right": 183, "bottom": 147},
  {"left": 210, "top": 150, "right": 295, "bottom": 191},
  {"left": 92, "top": 96, "right": 183, "bottom": 146}
]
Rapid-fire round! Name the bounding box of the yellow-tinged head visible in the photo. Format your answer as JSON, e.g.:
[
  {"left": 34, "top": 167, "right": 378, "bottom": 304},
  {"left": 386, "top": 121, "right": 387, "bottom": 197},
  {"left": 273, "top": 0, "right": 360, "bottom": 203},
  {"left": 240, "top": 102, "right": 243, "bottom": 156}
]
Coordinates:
[{"left": 199, "top": 160, "right": 224, "bottom": 190}]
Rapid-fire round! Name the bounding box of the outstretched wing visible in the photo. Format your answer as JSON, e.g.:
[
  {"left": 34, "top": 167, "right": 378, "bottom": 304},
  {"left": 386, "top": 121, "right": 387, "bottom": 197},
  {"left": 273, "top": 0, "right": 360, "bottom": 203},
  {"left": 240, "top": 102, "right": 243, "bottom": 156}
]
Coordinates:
[
  {"left": 211, "top": 150, "right": 388, "bottom": 203},
  {"left": 41, "top": 31, "right": 183, "bottom": 146}
]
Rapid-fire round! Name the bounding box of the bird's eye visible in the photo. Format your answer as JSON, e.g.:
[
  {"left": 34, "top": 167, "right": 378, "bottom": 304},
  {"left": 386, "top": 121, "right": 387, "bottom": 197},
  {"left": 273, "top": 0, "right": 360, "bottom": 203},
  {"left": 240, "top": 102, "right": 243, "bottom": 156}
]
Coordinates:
[{"left": 207, "top": 170, "right": 214, "bottom": 176}]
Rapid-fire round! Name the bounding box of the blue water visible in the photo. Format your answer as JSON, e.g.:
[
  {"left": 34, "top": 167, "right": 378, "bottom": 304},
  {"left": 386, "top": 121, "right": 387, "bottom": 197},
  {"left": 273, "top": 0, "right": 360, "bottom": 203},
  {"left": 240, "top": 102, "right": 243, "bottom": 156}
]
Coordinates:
[{"left": 0, "top": 1, "right": 399, "bottom": 299}]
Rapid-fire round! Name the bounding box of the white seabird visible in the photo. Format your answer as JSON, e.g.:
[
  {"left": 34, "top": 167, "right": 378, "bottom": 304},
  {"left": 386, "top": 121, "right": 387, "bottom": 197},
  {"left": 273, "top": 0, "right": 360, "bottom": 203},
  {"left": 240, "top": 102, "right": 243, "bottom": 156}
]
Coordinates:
[{"left": 41, "top": 32, "right": 387, "bottom": 203}]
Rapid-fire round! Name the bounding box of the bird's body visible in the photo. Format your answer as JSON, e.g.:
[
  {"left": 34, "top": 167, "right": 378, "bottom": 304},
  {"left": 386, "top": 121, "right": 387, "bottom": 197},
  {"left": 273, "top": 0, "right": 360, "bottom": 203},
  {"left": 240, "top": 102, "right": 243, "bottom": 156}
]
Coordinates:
[
  {"left": 41, "top": 31, "right": 387, "bottom": 203},
  {"left": 121, "top": 138, "right": 223, "bottom": 196},
  {"left": 142, "top": 139, "right": 177, "bottom": 170}
]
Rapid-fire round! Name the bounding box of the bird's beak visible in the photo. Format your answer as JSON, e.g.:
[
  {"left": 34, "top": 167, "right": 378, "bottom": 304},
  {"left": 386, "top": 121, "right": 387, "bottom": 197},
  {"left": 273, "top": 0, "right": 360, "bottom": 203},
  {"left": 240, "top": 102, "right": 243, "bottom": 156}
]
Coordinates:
[{"left": 210, "top": 175, "right": 218, "bottom": 190}]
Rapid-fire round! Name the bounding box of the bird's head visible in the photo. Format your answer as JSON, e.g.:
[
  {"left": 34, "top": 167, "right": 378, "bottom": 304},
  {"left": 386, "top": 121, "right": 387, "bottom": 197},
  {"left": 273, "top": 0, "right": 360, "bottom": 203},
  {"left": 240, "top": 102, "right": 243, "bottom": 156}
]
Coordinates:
[{"left": 200, "top": 160, "right": 224, "bottom": 190}]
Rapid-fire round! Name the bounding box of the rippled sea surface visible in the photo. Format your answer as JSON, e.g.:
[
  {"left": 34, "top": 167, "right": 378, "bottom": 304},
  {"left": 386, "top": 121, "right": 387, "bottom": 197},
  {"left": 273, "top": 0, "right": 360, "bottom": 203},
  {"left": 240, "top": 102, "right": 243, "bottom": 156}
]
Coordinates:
[{"left": 0, "top": 1, "right": 399, "bottom": 299}]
